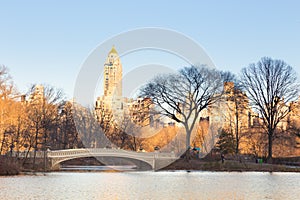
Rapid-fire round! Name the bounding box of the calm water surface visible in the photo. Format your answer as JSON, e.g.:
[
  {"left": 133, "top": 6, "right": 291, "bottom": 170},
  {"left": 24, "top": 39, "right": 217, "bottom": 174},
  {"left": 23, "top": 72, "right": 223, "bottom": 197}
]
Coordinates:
[{"left": 1, "top": 171, "right": 300, "bottom": 200}]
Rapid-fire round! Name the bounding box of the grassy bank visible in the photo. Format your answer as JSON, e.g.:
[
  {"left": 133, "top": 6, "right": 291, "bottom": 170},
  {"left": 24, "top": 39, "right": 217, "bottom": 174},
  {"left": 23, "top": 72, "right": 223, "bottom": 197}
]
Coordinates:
[
  {"left": 0, "top": 156, "right": 49, "bottom": 176},
  {"left": 162, "top": 158, "right": 300, "bottom": 172}
]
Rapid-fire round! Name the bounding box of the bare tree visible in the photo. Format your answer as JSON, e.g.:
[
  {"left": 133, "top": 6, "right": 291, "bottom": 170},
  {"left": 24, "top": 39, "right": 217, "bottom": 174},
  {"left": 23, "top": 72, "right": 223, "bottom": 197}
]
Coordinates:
[
  {"left": 0, "top": 65, "right": 16, "bottom": 100},
  {"left": 73, "top": 103, "right": 111, "bottom": 148},
  {"left": 220, "top": 71, "right": 240, "bottom": 87},
  {"left": 113, "top": 114, "right": 134, "bottom": 149},
  {"left": 240, "top": 57, "right": 300, "bottom": 161},
  {"left": 140, "top": 66, "right": 223, "bottom": 150},
  {"left": 26, "top": 84, "right": 65, "bottom": 168},
  {"left": 57, "top": 101, "right": 79, "bottom": 149},
  {"left": 0, "top": 65, "right": 18, "bottom": 154}
]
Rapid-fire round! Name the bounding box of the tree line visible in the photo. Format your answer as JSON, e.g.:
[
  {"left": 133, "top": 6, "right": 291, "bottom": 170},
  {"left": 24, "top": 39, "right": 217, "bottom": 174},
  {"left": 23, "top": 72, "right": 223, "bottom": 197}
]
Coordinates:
[
  {"left": 0, "top": 66, "right": 95, "bottom": 169},
  {"left": 0, "top": 65, "right": 157, "bottom": 169},
  {"left": 1, "top": 56, "right": 300, "bottom": 165},
  {"left": 140, "top": 57, "right": 300, "bottom": 162}
]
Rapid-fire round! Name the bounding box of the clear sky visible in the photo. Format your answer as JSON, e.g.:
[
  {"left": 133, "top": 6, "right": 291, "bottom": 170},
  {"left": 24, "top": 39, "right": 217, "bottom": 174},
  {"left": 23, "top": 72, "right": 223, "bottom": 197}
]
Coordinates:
[{"left": 1, "top": 1, "right": 299, "bottom": 99}]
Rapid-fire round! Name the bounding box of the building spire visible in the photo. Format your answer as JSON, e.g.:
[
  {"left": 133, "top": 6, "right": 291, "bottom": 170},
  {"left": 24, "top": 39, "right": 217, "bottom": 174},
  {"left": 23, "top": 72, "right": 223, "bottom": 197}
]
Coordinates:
[{"left": 109, "top": 45, "right": 118, "bottom": 55}]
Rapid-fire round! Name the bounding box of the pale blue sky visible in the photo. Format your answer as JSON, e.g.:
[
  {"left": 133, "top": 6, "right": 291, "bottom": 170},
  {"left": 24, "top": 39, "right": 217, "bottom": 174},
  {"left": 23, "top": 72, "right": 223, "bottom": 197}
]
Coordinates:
[{"left": 0, "top": 1, "right": 299, "bottom": 99}]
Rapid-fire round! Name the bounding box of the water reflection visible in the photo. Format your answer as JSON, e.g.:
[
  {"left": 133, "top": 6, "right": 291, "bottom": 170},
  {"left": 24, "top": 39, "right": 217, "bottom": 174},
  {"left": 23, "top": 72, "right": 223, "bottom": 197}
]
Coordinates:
[
  {"left": 1, "top": 172, "right": 300, "bottom": 200},
  {"left": 61, "top": 165, "right": 137, "bottom": 171}
]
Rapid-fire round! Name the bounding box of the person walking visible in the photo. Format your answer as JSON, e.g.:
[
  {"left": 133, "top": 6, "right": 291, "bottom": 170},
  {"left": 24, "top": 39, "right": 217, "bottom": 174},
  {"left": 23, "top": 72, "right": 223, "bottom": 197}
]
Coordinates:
[{"left": 221, "top": 153, "right": 225, "bottom": 164}]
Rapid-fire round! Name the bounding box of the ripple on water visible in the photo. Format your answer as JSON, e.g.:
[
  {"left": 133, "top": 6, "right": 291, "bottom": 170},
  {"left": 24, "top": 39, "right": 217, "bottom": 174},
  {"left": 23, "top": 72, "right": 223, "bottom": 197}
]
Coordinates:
[{"left": 1, "top": 171, "right": 300, "bottom": 200}]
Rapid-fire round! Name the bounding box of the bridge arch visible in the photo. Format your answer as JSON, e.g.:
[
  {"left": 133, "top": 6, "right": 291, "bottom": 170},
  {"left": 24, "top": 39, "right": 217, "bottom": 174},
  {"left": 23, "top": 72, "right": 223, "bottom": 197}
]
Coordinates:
[
  {"left": 51, "top": 154, "right": 153, "bottom": 170},
  {"left": 47, "top": 148, "right": 164, "bottom": 170}
]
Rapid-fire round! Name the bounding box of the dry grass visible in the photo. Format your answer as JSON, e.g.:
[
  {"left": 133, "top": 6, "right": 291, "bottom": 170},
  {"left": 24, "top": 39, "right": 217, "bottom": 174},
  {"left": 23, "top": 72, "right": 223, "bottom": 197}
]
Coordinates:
[
  {"left": 0, "top": 157, "right": 20, "bottom": 176},
  {"left": 162, "top": 158, "right": 300, "bottom": 172}
]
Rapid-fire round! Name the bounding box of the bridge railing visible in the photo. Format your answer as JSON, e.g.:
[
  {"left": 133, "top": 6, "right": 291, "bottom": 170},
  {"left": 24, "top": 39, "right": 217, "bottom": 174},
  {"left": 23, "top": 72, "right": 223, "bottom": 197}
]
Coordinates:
[
  {"left": 8, "top": 148, "right": 177, "bottom": 159},
  {"left": 48, "top": 148, "right": 90, "bottom": 157},
  {"left": 9, "top": 151, "right": 45, "bottom": 158},
  {"left": 47, "top": 148, "right": 177, "bottom": 158}
]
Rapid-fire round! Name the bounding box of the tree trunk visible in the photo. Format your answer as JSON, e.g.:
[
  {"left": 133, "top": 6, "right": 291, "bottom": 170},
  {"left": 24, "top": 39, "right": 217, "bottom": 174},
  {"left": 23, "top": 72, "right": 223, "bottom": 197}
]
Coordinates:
[
  {"left": 0, "top": 130, "right": 8, "bottom": 155},
  {"left": 267, "top": 131, "right": 273, "bottom": 163},
  {"left": 33, "top": 128, "right": 39, "bottom": 170},
  {"left": 185, "top": 129, "right": 191, "bottom": 150},
  {"left": 23, "top": 145, "right": 32, "bottom": 167},
  {"left": 235, "top": 110, "right": 239, "bottom": 154},
  {"left": 33, "top": 147, "right": 37, "bottom": 169},
  {"left": 235, "top": 138, "right": 239, "bottom": 155},
  {"left": 184, "top": 128, "right": 192, "bottom": 161},
  {"left": 16, "top": 127, "right": 21, "bottom": 158}
]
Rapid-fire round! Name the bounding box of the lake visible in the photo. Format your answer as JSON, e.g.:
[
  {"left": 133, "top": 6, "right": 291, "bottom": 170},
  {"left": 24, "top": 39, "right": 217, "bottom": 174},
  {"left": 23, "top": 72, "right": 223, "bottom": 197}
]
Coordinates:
[{"left": 1, "top": 171, "right": 300, "bottom": 199}]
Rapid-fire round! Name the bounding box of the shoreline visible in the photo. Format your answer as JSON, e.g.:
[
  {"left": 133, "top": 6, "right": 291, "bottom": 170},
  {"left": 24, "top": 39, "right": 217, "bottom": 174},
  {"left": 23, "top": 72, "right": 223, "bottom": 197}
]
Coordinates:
[
  {"left": 2, "top": 165, "right": 300, "bottom": 176},
  {"left": 2, "top": 157, "right": 300, "bottom": 176},
  {"left": 160, "top": 158, "right": 300, "bottom": 173},
  {"left": 8, "top": 167, "right": 300, "bottom": 176}
]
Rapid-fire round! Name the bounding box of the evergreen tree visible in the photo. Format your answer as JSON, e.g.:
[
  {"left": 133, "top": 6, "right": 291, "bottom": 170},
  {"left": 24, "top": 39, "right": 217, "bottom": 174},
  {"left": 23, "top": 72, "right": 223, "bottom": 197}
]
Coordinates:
[{"left": 216, "top": 129, "right": 236, "bottom": 154}]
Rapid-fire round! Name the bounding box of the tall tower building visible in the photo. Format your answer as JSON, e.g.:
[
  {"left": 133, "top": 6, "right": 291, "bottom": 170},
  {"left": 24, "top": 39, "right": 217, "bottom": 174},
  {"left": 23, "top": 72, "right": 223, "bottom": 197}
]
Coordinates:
[
  {"left": 103, "top": 45, "right": 122, "bottom": 97},
  {"left": 96, "top": 46, "right": 126, "bottom": 123}
]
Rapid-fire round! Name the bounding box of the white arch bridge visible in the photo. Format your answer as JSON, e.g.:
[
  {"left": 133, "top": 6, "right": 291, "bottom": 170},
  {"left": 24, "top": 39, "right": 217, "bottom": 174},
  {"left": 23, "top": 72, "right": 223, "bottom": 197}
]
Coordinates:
[{"left": 46, "top": 148, "right": 178, "bottom": 170}]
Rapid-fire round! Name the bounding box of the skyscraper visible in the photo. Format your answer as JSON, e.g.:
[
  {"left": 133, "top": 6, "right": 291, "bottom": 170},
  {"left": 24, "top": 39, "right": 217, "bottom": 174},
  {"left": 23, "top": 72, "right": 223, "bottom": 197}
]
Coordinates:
[
  {"left": 95, "top": 46, "right": 156, "bottom": 127},
  {"left": 103, "top": 45, "right": 122, "bottom": 97},
  {"left": 95, "top": 46, "right": 127, "bottom": 123}
]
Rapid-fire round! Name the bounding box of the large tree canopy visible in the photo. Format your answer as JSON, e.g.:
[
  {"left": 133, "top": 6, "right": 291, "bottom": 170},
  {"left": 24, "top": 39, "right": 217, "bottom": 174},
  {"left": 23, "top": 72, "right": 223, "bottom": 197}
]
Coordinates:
[
  {"left": 140, "top": 65, "right": 223, "bottom": 149},
  {"left": 240, "top": 57, "right": 300, "bottom": 160}
]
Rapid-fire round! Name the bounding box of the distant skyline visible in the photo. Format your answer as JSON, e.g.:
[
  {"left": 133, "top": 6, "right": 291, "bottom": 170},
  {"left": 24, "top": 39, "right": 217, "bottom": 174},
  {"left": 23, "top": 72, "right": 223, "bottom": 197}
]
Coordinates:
[{"left": 0, "top": 1, "right": 299, "bottom": 99}]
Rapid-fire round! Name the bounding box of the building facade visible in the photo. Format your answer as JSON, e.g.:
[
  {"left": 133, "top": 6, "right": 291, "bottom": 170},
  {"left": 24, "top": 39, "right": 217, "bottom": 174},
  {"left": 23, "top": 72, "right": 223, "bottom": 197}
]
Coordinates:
[{"left": 95, "top": 46, "right": 151, "bottom": 125}]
